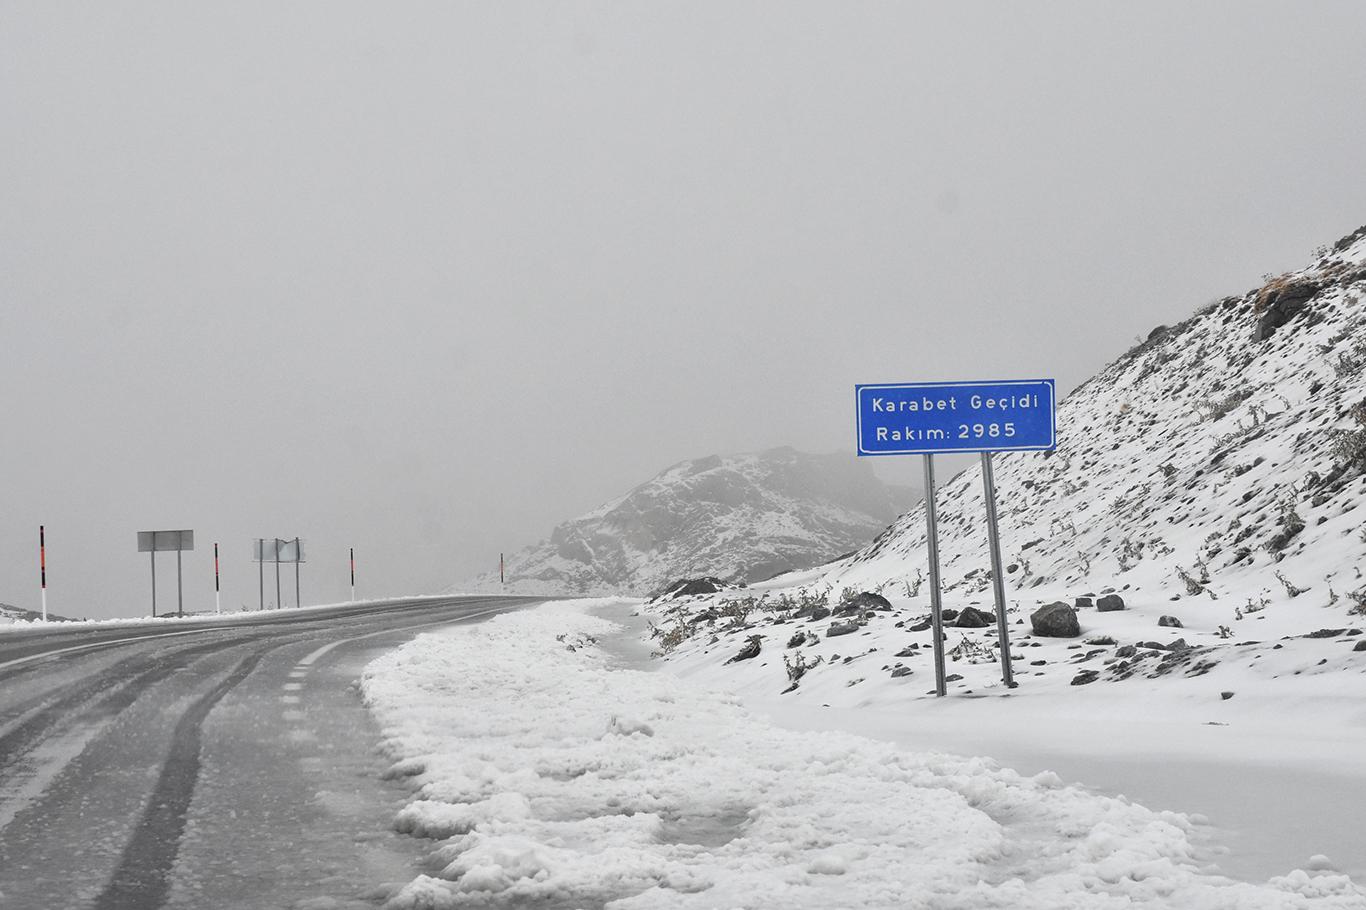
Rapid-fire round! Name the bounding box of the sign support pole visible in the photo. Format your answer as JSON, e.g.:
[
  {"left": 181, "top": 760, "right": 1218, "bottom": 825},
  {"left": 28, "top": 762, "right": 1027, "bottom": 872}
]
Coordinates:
[
  {"left": 176, "top": 545, "right": 184, "bottom": 616},
  {"left": 274, "top": 539, "right": 282, "bottom": 610},
  {"left": 980, "top": 452, "right": 1016, "bottom": 688},
  {"left": 500, "top": 553, "right": 504, "bottom": 585},
  {"left": 922, "top": 454, "right": 947, "bottom": 697},
  {"left": 350, "top": 548, "right": 356, "bottom": 602},
  {"left": 214, "top": 542, "right": 221, "bottom": 614},
  {"left": 294, "top": 537, "right": 301, "bottom": 609},
  {"left": 257, "top": 540, "right": 264, "bottom": 611},
  {"left": 151, "top": 546, "right": 158, "bottom": 618},
  {"left": 39, "top": 526, "right": 48, "bottom": 622}
]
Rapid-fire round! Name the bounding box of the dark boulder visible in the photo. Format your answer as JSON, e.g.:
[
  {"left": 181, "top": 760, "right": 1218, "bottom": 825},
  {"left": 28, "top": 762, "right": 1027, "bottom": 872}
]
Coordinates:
[
  {"left": 890, "top": 666, "right": 913, "bottom": 678},
  {"left": 908, "top": 619, "right": 932, "bottom": 632},
  {"left": 940, "top": 608, "right": 960, "bottom": 623},
  {"left": 826, "top": 620, "right": 860, "bottom": 638},
  {"left": 1074, "top": 596, "right": 1094, "bottom": 610},
  {"left": 1354, "top": 640, "right": 1366, "bottom": 652},
  {"left": 1030, "top": 602, "right": 1081, "bottom": 638},
  {"left": 845, "top": 591, "right": 892, "bottom": 612},
  {"left": 809, "top": 605, "right": 831, "bottom": 621},
  {"left": 1071, "top": 670, "right": 1101, "bottom": 686},
  {"left": 1254, "top": 278, "right": 1319, "bottom": 341},
  {"left": 1097, "top": 594, "right": 1126, "bottom": 612},
  {"left": 1158, "top": 615, "right": 1184, "bottom": 628},
  {"left": 955, "top": 607, "right": 995, "bottom": 628}
]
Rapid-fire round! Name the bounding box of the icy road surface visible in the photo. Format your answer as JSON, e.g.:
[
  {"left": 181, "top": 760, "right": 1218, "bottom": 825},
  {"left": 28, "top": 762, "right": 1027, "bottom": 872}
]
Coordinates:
[{"left": 0, "top": 595, "right": 539, "bottom": 909}]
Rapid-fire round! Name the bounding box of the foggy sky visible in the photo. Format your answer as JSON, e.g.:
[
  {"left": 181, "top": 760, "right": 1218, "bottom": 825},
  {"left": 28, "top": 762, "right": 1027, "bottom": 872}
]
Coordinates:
[{"left": 4, "top": 3, "right": 1366, "bottom": 619}]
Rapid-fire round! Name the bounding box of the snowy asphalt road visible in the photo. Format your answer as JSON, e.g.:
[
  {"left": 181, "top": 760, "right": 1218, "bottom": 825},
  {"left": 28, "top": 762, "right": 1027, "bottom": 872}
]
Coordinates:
[{"left": 0, "top": 596, "right": 541, "bottom": 909}]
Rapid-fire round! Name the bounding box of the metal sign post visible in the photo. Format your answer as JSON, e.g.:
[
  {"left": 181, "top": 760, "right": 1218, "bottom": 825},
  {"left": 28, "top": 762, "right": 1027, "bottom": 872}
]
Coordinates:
[
  {"left": 138, "top": 531, "right": 195, "bottom": 619},
  {"left": 856, "top": 379, "right": 1055, "bottom": 696},
  {"left": 980, "top": 453, "right": 1015, "bottom": 687},
  {"left": 254, "top": 537, "right": 304, "bottom": 610},
  {"left": 214, "top": 542, "right": 221, "bottom": 615},
  {"left": 350, "top": 547, "right": 356, "bottom": 602},
  {"left": 39, "top": 525, "right": 48, "bottom": 622},
  {"left": 500, "top": 552, "right": 505, "bottom": 585},
  {"left": 922, "top": 456, "right": 947, "bottom": 696}
]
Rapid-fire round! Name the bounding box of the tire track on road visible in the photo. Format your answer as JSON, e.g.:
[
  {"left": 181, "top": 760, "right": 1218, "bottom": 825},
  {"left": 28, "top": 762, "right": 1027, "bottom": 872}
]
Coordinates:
[
  {"left": 92, "top": 647, "right": 270, "bottom": 910},
  {"left": 0, "top": 635, "right": 263, "bottom": 775}
]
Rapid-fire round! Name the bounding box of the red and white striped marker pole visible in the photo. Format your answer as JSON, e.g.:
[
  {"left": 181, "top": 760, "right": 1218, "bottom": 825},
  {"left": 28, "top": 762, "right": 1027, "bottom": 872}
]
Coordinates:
[
  {"left": 349, "top": 547, "right": 356, "bottom": 602},
  {"left": 39, "top": 525, "right": 48, "bottom": 621},
  {"left": 214, "top": 542, "right": 221, "bottom": 614}
]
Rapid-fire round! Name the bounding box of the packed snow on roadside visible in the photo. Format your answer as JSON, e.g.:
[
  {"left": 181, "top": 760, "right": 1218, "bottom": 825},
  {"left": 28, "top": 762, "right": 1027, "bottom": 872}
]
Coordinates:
[{"left": 359, "top": 600, "right": 1364, "bottom": 909}]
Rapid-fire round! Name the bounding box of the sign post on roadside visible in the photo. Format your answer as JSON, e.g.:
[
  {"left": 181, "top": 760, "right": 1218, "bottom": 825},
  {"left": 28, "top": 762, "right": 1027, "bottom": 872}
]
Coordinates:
[
  {"left": 253, "top": 538, "right": 304, "bottom": 609},
  {"left": 856, "top": 379, "right": 1056, "bottom": 695},
  {"left": 39, "top": 525, "right": 48, "bottom": 622},
  {"left": 137, "top": 530, "right": 195, "bottom": 618}
]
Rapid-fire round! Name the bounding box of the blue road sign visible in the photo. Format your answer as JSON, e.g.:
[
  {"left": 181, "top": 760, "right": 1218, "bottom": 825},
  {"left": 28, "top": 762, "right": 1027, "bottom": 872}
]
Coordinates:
[{"left": 856, "top": 379, "right": 1056, "bottom": 455}]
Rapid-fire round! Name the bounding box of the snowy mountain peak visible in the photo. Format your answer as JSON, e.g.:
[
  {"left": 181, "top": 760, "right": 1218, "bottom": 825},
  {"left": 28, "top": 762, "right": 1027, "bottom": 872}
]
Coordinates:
[{"left": 469, "top": 448, "right": 916, "bottom": 596}]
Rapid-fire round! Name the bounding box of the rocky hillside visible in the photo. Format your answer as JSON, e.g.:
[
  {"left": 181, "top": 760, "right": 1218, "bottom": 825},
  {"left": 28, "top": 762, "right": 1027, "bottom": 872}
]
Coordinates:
[
  {"left": 642, "top": 224, "right": 1366, "bottom": 704},
  {"left": 468, "top": 448, "right": 916, "bottom": 596},
  {"left": 825, "top": 224, "right": 1366, "bottom": 605}
]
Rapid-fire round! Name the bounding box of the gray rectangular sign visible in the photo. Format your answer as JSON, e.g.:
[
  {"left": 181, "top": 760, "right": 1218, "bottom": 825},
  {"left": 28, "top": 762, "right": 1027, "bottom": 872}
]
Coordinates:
[
  {"left": 137, "top": 530, "right": 194, "bottom": 552},
  {"left": 254, "top": 538, "right": 305, "bottom": 563}
]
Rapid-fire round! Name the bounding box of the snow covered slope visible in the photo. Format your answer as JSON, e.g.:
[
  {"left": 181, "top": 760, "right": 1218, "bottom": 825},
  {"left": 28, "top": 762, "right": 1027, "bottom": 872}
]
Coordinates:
[
  {"left": 646, "top": 226, "right": 1366, "bottom": 692},
  {"left": 0, "top": 602, "right": 75, "bottom": 624},
  {"left": 469, "top": 448, "right": 914, "bottom": 597},
  {"left": 827, "top": 223, "right": 1366, "bottom": 605},
  {"left": 636, "top": 225, "right": 1366, "bottom": 882}
]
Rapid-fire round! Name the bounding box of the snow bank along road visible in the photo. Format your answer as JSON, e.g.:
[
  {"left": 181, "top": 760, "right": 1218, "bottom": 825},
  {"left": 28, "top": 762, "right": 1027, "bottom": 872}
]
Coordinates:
[
  {"left": 363, "top": 601, "right": 1366, "bottom": 910},
  {"left": 0, "top": 595, "right": 541, "bottom": 909}
]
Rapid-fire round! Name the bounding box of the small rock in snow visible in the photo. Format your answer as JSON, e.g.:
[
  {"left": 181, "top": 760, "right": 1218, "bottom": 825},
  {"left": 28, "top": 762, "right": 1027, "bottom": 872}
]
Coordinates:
[
  {"left": 1097, "top": 594, "right": 1126, "bottom": 612},
  {"left": 1158, "top": 615, "right": 1184, "bottom": 628},
  {"left": 725, "top": 635, "right": 763, "bottom": 664},
  {"left": 826, "top": 620, "right": 860, "bottom": 638}
]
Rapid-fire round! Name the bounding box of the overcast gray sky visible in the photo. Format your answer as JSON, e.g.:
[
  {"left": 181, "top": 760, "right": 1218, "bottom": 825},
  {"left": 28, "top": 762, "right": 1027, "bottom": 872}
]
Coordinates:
[{"left": 4, "top": 2, "right": 1365, "bottom": 618}]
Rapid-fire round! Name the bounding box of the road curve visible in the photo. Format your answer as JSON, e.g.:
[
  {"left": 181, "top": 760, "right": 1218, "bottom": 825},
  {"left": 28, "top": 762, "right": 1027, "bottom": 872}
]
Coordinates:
[{"left": 0, "top": 595, "right": 542, "bottom": 909}]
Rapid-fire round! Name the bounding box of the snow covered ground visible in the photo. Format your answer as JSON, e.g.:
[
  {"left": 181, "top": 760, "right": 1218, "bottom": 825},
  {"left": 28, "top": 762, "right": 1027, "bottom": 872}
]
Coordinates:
[{"left": 360, "top": 599, "right": 1365, "bottom": 908}]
